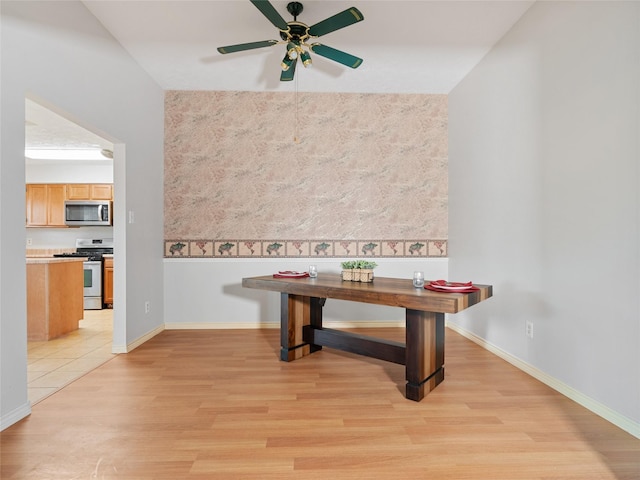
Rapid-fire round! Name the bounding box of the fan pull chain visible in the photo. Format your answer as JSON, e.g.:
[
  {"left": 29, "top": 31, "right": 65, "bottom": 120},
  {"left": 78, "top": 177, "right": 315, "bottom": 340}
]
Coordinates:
[{"left": 294, "top": 73, "right": 300, "bottom": 143}]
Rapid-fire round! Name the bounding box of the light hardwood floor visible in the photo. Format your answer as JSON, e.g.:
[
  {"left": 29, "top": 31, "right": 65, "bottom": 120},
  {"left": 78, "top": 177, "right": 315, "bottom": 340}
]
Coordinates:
[{"left": 3, "top": 327, "right": 639, "bottom": 479}]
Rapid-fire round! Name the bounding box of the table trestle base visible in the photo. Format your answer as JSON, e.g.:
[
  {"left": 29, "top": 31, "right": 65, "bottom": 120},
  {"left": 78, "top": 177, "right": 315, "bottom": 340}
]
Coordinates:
[
  {"left": 280, "top": 292, "right": 446, "bottom": 401},
  {"left": 303, "top": 326, "right": 406, "bottom": 365}
]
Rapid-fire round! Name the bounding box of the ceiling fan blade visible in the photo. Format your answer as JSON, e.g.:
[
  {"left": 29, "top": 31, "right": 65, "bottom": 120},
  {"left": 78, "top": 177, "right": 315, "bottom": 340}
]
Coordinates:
[
  {"left": 250, "top": 0, "right": 289, "bottom": 30},
  {"left": 217, "top": 40, "right": 278, "bottom": 54},
  {"left": 280, "top": 57, "right": 297, "bottom": 81},
  {"left": 308, "top": 7, "right": 364, "bottom": 37},
  {"left": 310, "top": 44, "right": 363, "bottom": 69}
]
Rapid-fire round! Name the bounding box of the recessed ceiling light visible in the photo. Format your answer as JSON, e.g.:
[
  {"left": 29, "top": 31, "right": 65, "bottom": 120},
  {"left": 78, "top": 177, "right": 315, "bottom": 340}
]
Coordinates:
[{"left": 24, "top": 149, "right": 110, "bottom": 161}]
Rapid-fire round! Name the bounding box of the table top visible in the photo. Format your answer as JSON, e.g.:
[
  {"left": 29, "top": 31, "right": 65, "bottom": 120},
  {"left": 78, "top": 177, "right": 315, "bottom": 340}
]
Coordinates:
[{"left": 242, "top": 274, "right": 493, "bottom": 314}]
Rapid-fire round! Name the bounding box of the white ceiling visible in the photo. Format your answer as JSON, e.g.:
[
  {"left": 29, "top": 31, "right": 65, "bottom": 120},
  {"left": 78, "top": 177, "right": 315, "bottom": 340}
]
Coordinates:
[
  {"left": 83, "top": 0, "right": 534, "bottom": 94},
  {"left": 26, "top": 100, "right": 113, "bottom": 151},
  {"left": 25, "top": 99, "right": 114, "bottom": 165},
  {"left": 27, "top": 0, "right": 534, "bottom": 152}
]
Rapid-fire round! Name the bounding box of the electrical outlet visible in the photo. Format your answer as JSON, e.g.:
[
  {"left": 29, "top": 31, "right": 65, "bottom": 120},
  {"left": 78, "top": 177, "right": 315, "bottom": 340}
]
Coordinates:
[
  {"left": 26, "top": 237, "right": 33, "bottom": 246},
  {"left": 128, "top": 210, "right": 135, "bottom": 224},
  {"left": 145, "top": 301, "right": 151, "bottom": 314},
  {"left": 526, "top": 321, "right": 534, "bottom": 339}
]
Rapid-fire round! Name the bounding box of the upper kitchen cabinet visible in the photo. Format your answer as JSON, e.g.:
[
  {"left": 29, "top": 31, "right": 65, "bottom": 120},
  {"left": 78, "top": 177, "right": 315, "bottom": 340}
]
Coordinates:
[
  {"left": 26, "top": 184, "right": 67, "bottom": 227},
  {"left": 90, "top": 184, "right": 112, "bottom": 200},
  {"left": 26, "top": 183, "right": 114, "bottom": 227},
  {"left": 67, "top": 184, "right": 113, "bottom": 201}
]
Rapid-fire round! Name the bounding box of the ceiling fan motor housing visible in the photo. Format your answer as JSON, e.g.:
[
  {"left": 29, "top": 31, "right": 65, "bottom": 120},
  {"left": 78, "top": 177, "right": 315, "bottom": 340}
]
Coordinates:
[
  {"left": 287, "top": 2, "right": 304, "bottom": 19},
  {"left": 280, "top": 22, "right": 310, "bottom": 43}
]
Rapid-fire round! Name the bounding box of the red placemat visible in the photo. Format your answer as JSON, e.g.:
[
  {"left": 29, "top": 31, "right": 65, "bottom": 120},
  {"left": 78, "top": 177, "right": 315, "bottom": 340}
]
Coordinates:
[
  {"left": 425, "top": 280, "right": 478, "bottom": 293},
  {"left": 273, "top": 271, "right": 310, "bottom": 278}
]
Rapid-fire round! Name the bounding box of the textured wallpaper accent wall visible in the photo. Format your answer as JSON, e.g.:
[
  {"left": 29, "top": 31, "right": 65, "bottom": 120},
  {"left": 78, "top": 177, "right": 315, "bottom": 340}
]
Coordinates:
[{"left": 164, "top": 91, "right": 448, "bottom": 258}]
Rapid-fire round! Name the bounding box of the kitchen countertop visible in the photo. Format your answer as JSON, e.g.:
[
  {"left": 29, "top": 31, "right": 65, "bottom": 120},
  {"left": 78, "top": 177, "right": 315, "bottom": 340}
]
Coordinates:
[
  {"left": 26, "top": 257, "right": 87, "bottom": 264},
  {"left": 27, "top": 248, "right": 74, "bottom": 257}
]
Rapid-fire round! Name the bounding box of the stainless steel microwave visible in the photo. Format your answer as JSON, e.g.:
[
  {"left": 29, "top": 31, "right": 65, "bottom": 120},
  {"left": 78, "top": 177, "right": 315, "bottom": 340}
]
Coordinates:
[{"left": 64, "top": 200, "right": 112, "bottom": 226}]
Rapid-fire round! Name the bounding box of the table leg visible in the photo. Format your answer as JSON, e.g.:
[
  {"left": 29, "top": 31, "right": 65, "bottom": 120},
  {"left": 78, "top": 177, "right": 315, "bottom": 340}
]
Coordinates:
[
  {"left": 280, "top": 293, "right": 324, "bottom": 361},
  {"left": 405, "top": 309, "right": 445, "bottom": 401}
]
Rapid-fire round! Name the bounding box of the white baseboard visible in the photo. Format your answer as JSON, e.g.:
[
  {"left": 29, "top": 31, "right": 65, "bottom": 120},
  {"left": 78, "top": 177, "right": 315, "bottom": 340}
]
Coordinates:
[
  {"left": 112, "top": 324, "right": 165, "bottom": 353},
  {"left": 165, "top": 321, "right": 278, "bottom": 330},
  {"left": 446, "top": 322, "right": 640, "bottom": 439},
  {"left": 1, "top": 402, "right": 31, "bottom": 431}
]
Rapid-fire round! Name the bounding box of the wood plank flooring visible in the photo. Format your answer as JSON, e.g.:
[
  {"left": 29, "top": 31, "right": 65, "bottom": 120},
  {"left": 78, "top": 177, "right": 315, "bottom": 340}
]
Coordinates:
[{"left": 2, "top": 327, "right": 639, "bottom": 479}]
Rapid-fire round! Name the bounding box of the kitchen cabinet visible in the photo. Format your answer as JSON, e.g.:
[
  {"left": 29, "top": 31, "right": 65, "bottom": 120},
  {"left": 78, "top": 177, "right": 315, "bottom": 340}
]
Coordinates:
[
  {"left": 27, "top": 257, "right": 84, "bottom": 340},
  {"left": 67, "top": 183, "right": 113, "bottom": 200},
  {"left": 103, "top": 256, "right": 113, "bottom": 308},
  {"left": 26, "top": 183, "right": 113, "bottom": 227},
  {"left": 26, "top": 184, "right": 67, "bottom": 227},
  {"left": 90, "top": 184, "right": 113, "bottom": 200}
]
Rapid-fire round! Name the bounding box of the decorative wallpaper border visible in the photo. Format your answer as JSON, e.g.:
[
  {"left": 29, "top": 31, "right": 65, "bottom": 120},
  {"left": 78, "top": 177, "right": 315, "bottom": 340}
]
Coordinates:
[{"left": 164, "top": 240, "right": 447, "bottom": 258}]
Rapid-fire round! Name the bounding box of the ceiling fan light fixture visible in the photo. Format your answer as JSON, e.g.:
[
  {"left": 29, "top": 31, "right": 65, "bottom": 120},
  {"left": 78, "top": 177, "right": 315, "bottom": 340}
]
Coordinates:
[
  {"left": 286, "top": 42, "right": 298, "bottom": 60},
  {"left": 300, "top": 50, "right": 312, "bottom": 67},
  {"left": 281, "top": 54, "right": 294, "bottom": 71}
]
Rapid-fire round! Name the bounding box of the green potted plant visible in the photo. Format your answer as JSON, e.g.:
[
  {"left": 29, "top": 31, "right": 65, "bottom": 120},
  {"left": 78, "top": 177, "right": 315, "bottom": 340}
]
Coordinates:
[
  {"left": 341, "top": 260, "right": 378, "bottom": 282},
  {"left": 340, "top": 260, "right": 356, "bottom": 281}
]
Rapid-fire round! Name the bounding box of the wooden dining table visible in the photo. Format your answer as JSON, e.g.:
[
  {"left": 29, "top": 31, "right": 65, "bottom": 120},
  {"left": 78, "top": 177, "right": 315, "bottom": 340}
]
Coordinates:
[{"left": 242, "top": 273, "right": 493, "bottom": 401}]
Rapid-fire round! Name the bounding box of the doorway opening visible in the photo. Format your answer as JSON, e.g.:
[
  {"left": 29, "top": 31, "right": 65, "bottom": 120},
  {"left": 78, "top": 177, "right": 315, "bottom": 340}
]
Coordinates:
[{"left": 24, "top": 97, "right": 121, "bottom": 404}]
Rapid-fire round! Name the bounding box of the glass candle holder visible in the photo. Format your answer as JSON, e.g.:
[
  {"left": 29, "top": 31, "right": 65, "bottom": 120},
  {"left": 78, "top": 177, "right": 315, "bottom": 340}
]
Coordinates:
[
  {"left": 413, "top": 271, "right": 424, "bottom": 288},
  {"left": 309, "top": 265, "right": 318, "bottom": 278}
]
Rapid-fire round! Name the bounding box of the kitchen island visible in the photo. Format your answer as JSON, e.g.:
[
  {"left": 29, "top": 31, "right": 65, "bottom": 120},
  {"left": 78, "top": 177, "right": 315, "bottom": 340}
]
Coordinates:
[{"left": 26, "top": 257, "right": 84, "bottom": 341}]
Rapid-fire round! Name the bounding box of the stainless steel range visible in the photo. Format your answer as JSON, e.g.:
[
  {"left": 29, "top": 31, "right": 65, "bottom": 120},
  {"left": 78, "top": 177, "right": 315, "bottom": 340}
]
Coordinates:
[{"left": 54, "top": 238, "right": 114, "bottom": 310}]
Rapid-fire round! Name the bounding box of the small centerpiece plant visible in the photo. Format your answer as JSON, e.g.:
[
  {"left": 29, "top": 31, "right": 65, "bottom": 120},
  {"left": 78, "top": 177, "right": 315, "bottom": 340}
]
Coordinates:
[{"left": 341, "top": 260, "right": 378, "bottom": 283}]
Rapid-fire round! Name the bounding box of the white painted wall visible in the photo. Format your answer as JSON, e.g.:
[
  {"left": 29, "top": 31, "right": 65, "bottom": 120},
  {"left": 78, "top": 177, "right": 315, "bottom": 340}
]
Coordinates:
[
  {"left": 164, "top": 258, "right": 448, "bottom": 327},
  {"left": 26, "top": 227, "right": 114, "bottom": 250},
  {"left": 1, "top": 1, "right": 165, "bottom": 430},
  {"left": 26, "top": 162, "right": 113, "bottom": 184},
  {"left": 448, "top": 1, "right": 639, "bottom": 436}
]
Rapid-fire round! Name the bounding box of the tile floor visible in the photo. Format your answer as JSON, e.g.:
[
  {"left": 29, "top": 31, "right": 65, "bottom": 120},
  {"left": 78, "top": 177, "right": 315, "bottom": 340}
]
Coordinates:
[{"left": 27, "top": 309, "right": 115, "bottom": 405}]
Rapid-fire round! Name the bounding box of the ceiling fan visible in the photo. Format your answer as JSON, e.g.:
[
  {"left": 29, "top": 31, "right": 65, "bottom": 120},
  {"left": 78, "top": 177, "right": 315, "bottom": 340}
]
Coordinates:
[{"left": 217, "top": 0, "right": 364, "bottom": 81}]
